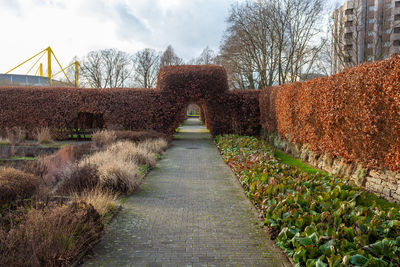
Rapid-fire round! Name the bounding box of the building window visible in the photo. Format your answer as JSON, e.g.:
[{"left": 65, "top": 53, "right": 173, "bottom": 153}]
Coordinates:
[
  {"left": 367, "top": 43, "right": 373, "bottom": 48},
  {"left": 345, "top": 8, "right": 354, "bottom": 15},
  {"left": 395, "top": 14, "right": 400, "bottom": 21},
  {"left": 387, "top": 3, "right": 392, "bottom": 9},
  {"left": 383, "top": 54, "right": 389, "bottom": 59},
  {"left": 367, "top": 55, "right": 373, "bottom": 61},
  {"left": 396, "top": 2, "right": 400, "bottom": 8},
  {"left": 345, "top": 32, "right": 353, "bottom": 39},
  {"left": 368, "top": 5, "right": 375, "bottom": 11},
  {"left": 395, "top": 27, "right": 400, "bottom": 33},
  {"left": 368, "top": 18, "right": 374, "bottom": 24},
  {"left": 393, "top": 40, "right": 400, "bottom": 46},
  {"left": 345, "top": 56, "right": 352, "bottom": 63},
  {"left": 386, "top": 17, "right": 393, "bottom": 22},
  {"left": 345, "top": 44, "right": 353, "bottom": 50},
  {"left": 385, "top": 28, "right": 391, "bottom": 34},
  {"left": 384, "top": 41, "right": 391, "bottom": 47},
  {"left": 345, "top": 21, "right": 353, "bottom": 27},
  {"left": 368, "top": 31, "right": 374, "bottom": 36}
]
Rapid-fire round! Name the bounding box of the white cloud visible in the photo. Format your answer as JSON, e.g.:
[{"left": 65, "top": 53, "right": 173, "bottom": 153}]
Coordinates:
[
  {"left": 0, "top": 0, "right": 235, "bottom": 75},
  {"left": 0, "top": 0, "right": 342, "bottom": 76}
]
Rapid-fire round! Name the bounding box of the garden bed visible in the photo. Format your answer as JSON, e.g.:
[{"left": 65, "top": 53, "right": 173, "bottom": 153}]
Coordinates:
[
  {"left": 215, "top": 135, "right": 400, "bottom": 266},
  {"left": 0, "top": 130, "right": 169, "bottom": 266}
]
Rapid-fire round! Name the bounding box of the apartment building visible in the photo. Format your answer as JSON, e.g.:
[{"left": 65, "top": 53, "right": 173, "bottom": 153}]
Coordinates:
[{"left": 332, "top": 0, "right": 400, "bottom": 73}]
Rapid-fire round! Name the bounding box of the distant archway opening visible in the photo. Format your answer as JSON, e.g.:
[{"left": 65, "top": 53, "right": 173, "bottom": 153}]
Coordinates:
[{"left": 186, "top": 104, "right": 200, "bottom": 117}]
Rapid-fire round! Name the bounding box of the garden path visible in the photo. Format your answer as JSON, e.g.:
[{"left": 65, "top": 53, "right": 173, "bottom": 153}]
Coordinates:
[{"left": 83, "top": 118, "right": 290, "bottom": 267}]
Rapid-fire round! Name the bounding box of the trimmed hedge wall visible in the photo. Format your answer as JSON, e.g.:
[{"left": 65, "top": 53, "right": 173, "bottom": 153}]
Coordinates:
[
  {"left": 0, "top": 65, "right": 260, "bottom": 138},
  {"left": 260, "top": 55, "right": 400, "bottom": 172}
]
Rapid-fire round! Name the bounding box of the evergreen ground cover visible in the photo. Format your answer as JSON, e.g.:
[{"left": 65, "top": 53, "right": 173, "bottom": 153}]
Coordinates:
[{"left": 215, "top": 135, "right": 400, "bottom": 266}]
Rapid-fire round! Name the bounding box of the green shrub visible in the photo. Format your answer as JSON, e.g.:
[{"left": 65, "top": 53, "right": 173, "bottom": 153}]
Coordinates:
[{"left": 216, "top": 135, "right": 400, "bottom": 266}]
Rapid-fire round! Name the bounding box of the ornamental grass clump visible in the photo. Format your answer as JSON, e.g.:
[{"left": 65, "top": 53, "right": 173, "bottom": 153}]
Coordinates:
[
  {"left": 34, "top": 127, "right": 52, "bottom": 144},
  {"left": 216, "top": 135, "right": 400, "bottom": 266},
  {"left": 72, "top": 188, "right": 117, "bottom": 217},
  {"left": 92, "top": 130, "right": 116, "bottom": 148},
  {"left": 56, "top": 164, "right": 100, "bottom": 195},
  {"left": 115, "top": 130, "right": 168, "bottom": 143},
  {"left": 0, "top": 136, "right": 10, "bottom": 145},
  {"left": 107, "top": 141, "right": 157, "bottom": 168},
  {"left": 135, "top": 138, "right": 169, "bottom": 155},
  {"left": 5, "top": 127, "right": 25, "bottom": 146},
  {"left": 0, "top": 201, "right": 104, "bottom": 267},
  {"left": 0, "top": 167, "right": 40, "bottom": 207}
]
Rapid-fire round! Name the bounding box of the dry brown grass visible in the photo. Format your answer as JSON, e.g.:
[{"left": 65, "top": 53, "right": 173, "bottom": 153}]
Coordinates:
[
  {"left": 107, "top": 141, "right": 157, "bottom": 167},
  {"left": 34, "top": 127, "right": 52, "bottom": 144},
  {"left": 56, "top": 164, "right": 100, "bottom": 195},
  {"left": 79, "top": 151, "right": 142, "bottom": 193},
  {"left": 72, "top": 188, "right": 117, "bottom": 217},
  {"left": 92, "top": 130, "right": 116, "bottom": 148},
  {"left": 0, "top": 201, "right": 104, "bottom": 267},
  {"left": 5, "top": 127, "right": 25, "bottom": 145},
  {"left": 97, "top": 160, "right": 142, "bottom": 193},
  {"left": 0, "top": 137, "right": 10, "bottom": 145},
  {"left": 77, "top": 138, "right": 167, "bottom": 193},
  {"left": 136, "top": 138, "right": 169, "bottom": 154},
  {"left": 115, "top": 130, "right": 169, "bottom": 142},
  {"left": 0, "top": 167, "right": 40, "bottom": 206}
]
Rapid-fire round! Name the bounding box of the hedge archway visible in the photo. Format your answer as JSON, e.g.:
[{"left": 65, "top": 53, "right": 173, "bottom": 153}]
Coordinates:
[{"left": 0, "top": 65, "right": 261, "bottom": 137}]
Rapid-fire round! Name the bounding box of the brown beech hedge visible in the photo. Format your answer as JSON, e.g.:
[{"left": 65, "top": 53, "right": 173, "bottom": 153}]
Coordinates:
[
  {"left": 260, "top": 55, "right": 400, "bottom": 172},
  {"left": 0, "top": 65, "right": 260, "bottom": 138}
]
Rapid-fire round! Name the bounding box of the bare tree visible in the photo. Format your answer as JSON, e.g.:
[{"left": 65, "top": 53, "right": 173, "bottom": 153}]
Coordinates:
[
  {"left": 133, "top": 48, "right": 160, "bottom": 88},
  {"left": 160, "top": 45, "right": 183, "bottom": 68},
  {"left": 79, "top": 49, "right": 133, "bottom": 88},
  {"left": 311, "top": 36, "right": 332, "bottom": 76},
  {"left": 195, "top": 46, "right": 216, "bottom": 65},
  {"left": 218, "top": 0, "right": 325, "bottom": 89}
]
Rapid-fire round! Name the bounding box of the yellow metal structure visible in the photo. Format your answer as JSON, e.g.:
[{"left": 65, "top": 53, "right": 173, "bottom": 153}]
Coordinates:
[
  {"left": 47, "top": 47, "right": 52, "bottom": 85},
  {"left": 5, "top": 46, "right": 93, "bottom": 88},
  {"left": 75, "top": 61, "right": 79, "bottom": 87},
  {"left": 39, "top": 63, "right": 43, "bottom": 77}
]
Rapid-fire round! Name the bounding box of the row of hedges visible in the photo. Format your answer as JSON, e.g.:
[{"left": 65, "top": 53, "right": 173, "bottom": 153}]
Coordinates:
[
  {"left": 0, "top": 65, "right": 260, "bottom": 138},
  {"left": 260, "top": 55, "right": 400, "bottom": 172}
]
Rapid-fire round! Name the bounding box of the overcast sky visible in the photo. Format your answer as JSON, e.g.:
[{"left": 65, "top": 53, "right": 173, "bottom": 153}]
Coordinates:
[{"left": 0, "top": 0, "right": 346, "bottom": 76}]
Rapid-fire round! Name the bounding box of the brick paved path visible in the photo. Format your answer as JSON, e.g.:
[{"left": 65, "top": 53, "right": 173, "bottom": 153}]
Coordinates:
[{"left": 83, "top": 118, "right": 290, "bottom": 267}]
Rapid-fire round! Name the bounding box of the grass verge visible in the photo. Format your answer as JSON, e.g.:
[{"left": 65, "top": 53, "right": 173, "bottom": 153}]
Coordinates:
[{"left": 273, "top": 150, "right": 327, "bottom": 175}]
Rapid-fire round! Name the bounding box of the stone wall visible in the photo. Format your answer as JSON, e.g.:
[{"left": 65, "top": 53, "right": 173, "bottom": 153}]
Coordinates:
[{"left": 265, "top": 133, "right": 400, "bottom": 204}]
